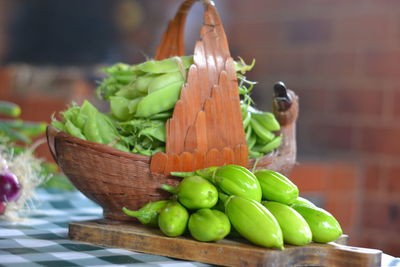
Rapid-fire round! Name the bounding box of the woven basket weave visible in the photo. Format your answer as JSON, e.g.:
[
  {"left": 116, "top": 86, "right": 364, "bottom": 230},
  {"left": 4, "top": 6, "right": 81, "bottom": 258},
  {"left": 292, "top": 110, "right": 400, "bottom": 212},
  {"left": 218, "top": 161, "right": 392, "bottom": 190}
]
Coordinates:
[{"left": 47, "top": 0, "right": 298, "bottom": 221}]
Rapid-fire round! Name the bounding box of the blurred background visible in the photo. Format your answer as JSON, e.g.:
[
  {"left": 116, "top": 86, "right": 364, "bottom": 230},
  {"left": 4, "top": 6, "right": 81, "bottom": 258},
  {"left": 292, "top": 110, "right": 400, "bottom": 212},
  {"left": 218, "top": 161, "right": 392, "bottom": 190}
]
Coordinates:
[{"left": 0, "top": 0, "right": 399, "bottom": 256}]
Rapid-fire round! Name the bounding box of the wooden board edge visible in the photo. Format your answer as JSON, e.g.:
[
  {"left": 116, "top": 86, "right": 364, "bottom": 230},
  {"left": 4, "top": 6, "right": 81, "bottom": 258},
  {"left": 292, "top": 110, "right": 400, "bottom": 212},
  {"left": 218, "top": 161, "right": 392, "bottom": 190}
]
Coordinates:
[{"left": 68, "top": 220, "right": 382, "bottom": 267}]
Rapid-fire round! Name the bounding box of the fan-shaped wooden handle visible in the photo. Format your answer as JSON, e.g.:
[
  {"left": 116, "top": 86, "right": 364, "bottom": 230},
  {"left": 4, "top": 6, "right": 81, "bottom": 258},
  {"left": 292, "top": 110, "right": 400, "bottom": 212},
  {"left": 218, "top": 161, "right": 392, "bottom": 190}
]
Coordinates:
[{"left": 150, "top": 0, "right": 248, "bottom": 174}]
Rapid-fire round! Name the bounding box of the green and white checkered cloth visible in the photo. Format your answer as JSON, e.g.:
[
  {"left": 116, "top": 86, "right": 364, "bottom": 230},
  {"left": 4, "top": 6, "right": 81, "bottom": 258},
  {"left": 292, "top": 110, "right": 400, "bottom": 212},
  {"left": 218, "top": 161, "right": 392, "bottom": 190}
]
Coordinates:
[
  {"left": 0, "top": 188, "right": 210, "bottom": 267},
  {"left": 0, "top": 188, "right": 398, "bottom": 267}
]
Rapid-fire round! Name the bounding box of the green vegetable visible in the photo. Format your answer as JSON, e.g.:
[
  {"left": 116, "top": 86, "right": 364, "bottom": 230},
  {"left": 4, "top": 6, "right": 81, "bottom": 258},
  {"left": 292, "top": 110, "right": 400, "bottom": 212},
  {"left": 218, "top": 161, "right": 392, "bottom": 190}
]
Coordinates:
[
  {"left": 241, "top": 106, "right": 251, "bottom": 129},
  {"left": 122, "top": 200, "right": 168, "bottom": 227},
  {"left": 158, "top": 201, "right": 189, "bottom": 237},
  {"left": 250, "top": 118, "right": 275, "bottom": 143},
  {"left": 65, "top": 120, "right": 86, "bottom": 140},
  {"left": 160, "top": 176, "right": 218, "bottom": 210},
  {"left": 188, "top": 209, "right": 230, "bottom": 242},
  {"left": 222, "top": 194, "right": 284, "bottom": 249},
  {"left": 0, "top": 123, "right": 30, "bottom": 143},
  {"left": 292, "top": 196, "right": 316, "bottom": 208},
  {"left": 293, "top": 205, "right": 343, "bottom": 243},
  {"left": 249, "top": 108, "right": 280, "bottom": 132},
  {"left": 115, "top": 85, "right": 143, "bottom": 99},
  {"left": 253, "top": 134, "right": 282, "bottom": 154},
  {"left": 137, "top": 55, "right": 193, "bottom": 73},
  {"left": 110, "top": 96, "right": 133, "bottom": 121},
  {"left": 262, "top": 201, "right": 312, "bottom": 246},
  {"left": 54, "top": 55, "right": 282, "bottom": 158},
  {"left": 171, "top": 166, "right": 218, "bottom": 179},
  {"left": 254, "top": 169, "right": 299, "bottom": 205},
  {"left": 0, "top": 119, "right": 46, "bottom": 138},
  {"left": 212, "top": 165, "right": 262, "bottom": 202},
  {"left": 172, "top": 164, "right": 262, "bottom": 202},
  {"left": 135, "top": 74, "right": 159, "bottom": 94},
  {"left": 0, "top": 101, "right": 21, "bottom": 117},
  {"left": 148, "top": 72, "right": 185, "bottom": 94},
  {"left": 135, "top": 81, "right": 183, "bottom": 118}
]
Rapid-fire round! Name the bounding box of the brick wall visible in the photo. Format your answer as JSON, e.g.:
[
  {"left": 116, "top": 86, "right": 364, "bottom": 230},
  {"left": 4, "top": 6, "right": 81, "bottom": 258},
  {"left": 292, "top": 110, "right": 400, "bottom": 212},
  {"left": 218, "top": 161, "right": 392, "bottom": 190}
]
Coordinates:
[{"left": 223, "top": 0, "right": 400, "bottom": 256}]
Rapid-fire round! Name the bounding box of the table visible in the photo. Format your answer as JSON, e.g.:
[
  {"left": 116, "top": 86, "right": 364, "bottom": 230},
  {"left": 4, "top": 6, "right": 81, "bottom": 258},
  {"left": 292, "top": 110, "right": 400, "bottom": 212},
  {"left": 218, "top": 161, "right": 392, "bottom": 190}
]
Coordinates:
[{"left": 0, "top": 188, "right": 398, "bottom": 267}]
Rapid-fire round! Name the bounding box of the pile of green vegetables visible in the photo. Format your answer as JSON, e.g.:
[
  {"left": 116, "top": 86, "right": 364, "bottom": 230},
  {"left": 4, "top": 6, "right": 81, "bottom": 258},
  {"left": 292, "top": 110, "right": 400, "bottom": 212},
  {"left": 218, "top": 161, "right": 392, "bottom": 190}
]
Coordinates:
[
  {"left": 123, "top": 165, "right": 343, "bottom": 249},
  {"left": 52, "top": 56, "right": 282, "bottom": 158}
]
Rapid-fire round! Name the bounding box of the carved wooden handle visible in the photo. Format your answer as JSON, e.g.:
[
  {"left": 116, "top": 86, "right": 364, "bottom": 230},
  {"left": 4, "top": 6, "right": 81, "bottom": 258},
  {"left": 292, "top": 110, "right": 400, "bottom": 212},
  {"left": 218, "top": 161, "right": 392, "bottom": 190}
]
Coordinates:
[{"left": 150, "top": 0, "right": 248, "bottom": 174}]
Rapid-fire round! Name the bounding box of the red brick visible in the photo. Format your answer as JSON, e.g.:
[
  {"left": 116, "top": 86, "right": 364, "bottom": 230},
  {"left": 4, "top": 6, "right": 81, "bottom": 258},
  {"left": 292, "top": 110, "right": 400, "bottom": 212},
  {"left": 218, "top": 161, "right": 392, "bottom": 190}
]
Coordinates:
[
  {"left": 391, "top": 89, "right": 400, "bottom": 118},
  {"left": 364, "top": 50, "right": 400, "bottom": 79},
  {"left": 327, "top": 163, "right": 357, "bottom": 192},
  {"left": 285, "top": 18, "right": 332, "bottom": 44},
  {"left": 362, "top": 199, "right": 400, "bottom": 232},
  {"left": 229, "top": 22, "right": 283, "bottom": 55},
  {"left": 228, "top": 1, "right": 285, "bottom": 23},
  {"left": 261, "top": 50, "right": 308, "bottom": 75},
  {"left": 305, "top": 52, "right": 357, "bottom": 77},
  {"left": 308, "top": 121, "right": 355, "bottom": 152},
  {"left": 335, "top": 14, "right": 396, "bottom": 45},
  {"left": 363, "top": 163, "right": 382, "bottom": 193},
  {"left": 332, "top": 88, "right": 383, "bottom": 117},
  {"left": 359, "top": 126, "right": 400, "bottom": 156},
  {"left": 290, "top": 162, "right": 329, "bottom": 192},
  {"left": 295, "top": 87, "right": 329, "bottom": 114},
  {"left": 385, "top": 165, "right": 400, "bottom": 194}
]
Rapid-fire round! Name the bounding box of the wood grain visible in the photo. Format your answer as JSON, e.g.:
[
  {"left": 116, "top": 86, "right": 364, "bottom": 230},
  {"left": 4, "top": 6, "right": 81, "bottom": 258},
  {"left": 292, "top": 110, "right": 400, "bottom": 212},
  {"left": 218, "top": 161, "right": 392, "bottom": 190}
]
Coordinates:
[{"left": 69, "top": 219, "right": 381, "bottom": 267}]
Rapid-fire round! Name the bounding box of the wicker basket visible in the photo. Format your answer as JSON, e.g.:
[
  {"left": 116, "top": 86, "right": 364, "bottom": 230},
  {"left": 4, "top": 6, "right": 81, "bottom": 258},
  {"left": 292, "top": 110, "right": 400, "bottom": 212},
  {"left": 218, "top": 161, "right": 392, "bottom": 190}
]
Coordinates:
[{"left": 46, "top": 0, "right": 298, "bottom": 221}]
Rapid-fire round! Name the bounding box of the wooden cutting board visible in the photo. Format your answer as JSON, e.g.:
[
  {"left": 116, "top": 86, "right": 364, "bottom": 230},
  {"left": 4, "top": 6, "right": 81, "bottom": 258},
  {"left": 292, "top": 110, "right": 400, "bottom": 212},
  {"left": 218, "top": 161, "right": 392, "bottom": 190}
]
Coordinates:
[{"left": 69, "top": 219, "right": 381, "bottom": 267}]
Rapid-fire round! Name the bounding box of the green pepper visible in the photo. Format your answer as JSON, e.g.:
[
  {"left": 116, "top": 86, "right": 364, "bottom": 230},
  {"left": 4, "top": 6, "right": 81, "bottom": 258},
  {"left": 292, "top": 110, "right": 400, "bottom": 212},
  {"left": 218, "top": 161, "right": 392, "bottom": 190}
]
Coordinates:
[
  {"left": 161, "top": 176, "right": 218, "bottom": 210},
  {"left": 254, "top": 169, "right": 299, "bottom": 205},
  {"left": 222, "top": 194, "right": 284, "bottom": 249},
  {"left": 262, "top": 201, "right": 312, "bottom": 246},
  {"left": 188, "top": 209, "right": 230, "bottom": 242},
  {"left": 293, "top": 205, "right": 343, "bottom": 243},
  {"left": 122, "top": 200, "right": 168, "bottom": 227},
  {"left": 158, "top": 201, "right": 189, "bottom": 237}
]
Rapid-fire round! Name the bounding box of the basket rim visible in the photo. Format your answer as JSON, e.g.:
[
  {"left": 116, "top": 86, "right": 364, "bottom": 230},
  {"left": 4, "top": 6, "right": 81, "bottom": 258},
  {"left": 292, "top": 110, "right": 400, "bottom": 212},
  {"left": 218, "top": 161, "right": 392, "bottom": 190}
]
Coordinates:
[
  {"left": 47, "top": 125, "right": 151, "bottom": 164},
  {"left": 47, "top": 125, "right": 279, "bottom": 169}
]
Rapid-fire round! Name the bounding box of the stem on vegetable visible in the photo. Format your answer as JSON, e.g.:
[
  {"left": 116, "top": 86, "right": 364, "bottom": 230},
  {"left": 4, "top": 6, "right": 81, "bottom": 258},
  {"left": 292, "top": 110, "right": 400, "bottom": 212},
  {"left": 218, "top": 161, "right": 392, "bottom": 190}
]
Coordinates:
[{"left": 160, "top": 184, "right": 177, "bottom": 194}]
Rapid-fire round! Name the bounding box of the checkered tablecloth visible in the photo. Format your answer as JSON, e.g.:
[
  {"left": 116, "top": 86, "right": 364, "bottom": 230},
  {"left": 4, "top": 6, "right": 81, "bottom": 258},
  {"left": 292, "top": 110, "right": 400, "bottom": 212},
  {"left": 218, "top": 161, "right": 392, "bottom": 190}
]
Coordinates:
[
  {"left": 0, "top": 188, "right": 398, "bottom": 267},
  {"left": 0, "top": 188, "right": 210, "bottom": 267}
]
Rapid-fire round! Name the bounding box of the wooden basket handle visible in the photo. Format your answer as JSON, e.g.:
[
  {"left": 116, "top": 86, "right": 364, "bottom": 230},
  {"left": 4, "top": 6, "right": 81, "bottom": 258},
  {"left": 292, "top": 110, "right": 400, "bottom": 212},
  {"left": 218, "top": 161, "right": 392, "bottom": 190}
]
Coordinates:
[
  {"left": 150, "top": 0, "right": 248, "bottom": 174},
  {"left": 155, "top": 0, "right": 225, "bottom": 60}
]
